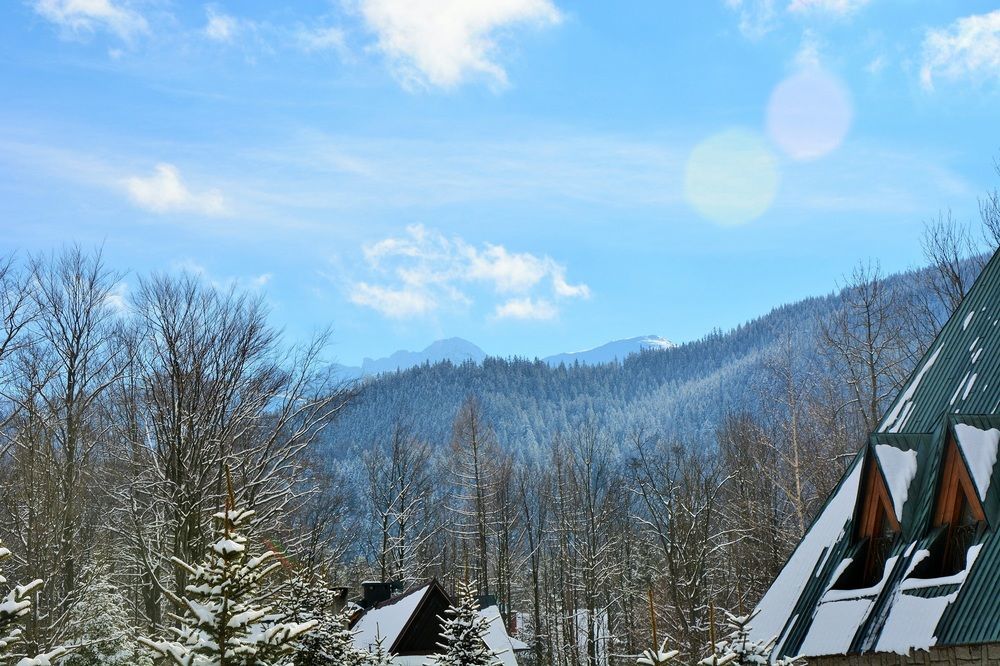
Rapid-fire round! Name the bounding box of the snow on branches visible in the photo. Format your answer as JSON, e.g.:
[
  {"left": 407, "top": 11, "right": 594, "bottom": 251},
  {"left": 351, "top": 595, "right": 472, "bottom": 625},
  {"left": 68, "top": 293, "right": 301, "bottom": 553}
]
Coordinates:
[
  {"left": 698, "top": 610, "right": 804, "bottom": 666},
  {"left": 139, "top": 495, "right": 315, "bottom": 666},
  {"left": 431, "top": 581, "right": 501, "bottom": 666},
  {"left": 0, "top": 542, "right": 71, "bottom": 666},
  {"left": 285, "top": 577, "right": 366, "bottom": 666}
]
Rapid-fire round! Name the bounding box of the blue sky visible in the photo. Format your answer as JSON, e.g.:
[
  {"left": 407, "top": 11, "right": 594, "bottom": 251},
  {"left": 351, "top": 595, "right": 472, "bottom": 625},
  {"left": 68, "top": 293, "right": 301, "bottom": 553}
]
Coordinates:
[{"left": 2, "top": 0, "right": 1000, "bottom": 365}]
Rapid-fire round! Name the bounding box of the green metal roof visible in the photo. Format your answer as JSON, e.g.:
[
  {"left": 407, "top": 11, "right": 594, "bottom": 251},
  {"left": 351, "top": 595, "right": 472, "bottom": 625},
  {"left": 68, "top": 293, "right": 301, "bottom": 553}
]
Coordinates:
[{"left": 754, "top": 249, "right": 1000, "bottom": 659}]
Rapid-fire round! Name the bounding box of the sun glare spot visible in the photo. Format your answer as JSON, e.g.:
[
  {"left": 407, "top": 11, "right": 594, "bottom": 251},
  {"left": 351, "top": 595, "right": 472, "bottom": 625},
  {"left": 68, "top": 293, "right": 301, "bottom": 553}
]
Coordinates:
[
  {"left": 683, "top": 129, "right": 779, "bottom": 226},
  {"left": 767, "top": 70, "right": 853, "bottom": 161}
]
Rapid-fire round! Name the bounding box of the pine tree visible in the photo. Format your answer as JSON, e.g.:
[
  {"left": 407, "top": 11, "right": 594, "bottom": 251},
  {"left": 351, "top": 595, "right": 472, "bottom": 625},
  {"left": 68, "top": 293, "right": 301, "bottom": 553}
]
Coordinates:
[
  {"left": 139, "top": 480, "right": 316, "bottom": 666},
  {"left": 61, "top": 566, "right": 152, "bottom": 666},
  {"left": 431, "top": 581, "right": 500, "bottom": 666},
  {"left": 636, "top": 641, "right": 679, "bottom": 665},
  {"left": 0, "top": 542, "right": 42, "bottom": 657},
  {"left": 697, "top": 610, "right": 805, "bottom": 666},
  {"left": 366, "top": 630, "right": 391, "bottom": 666},
  {"left": 0, "top": 541, "right": 70, "bottom": 666},
  {"left": 285, "top": 578, "right": 365, "bottom": 666}
]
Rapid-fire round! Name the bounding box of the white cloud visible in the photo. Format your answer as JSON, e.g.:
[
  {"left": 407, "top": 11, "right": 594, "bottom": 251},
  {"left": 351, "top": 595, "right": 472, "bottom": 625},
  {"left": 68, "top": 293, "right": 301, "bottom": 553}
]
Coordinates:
[
  {"left": 787, "top": 0, "right": 869, "bottom": 16},
  {"left": 921, "top": 10, "right": 1000, "bottom": 91},
  {"left": 356, "top": 0, "right": 562, "bottom": 90},
  {"left": 350, "top": 283, "right": 435, "bottom": 318},
  {"left": 726, "top": 0, "right": 867, "bottom": 39},
  {"left": 348, "top": 224, "right": 587, "bottom": 320},
  {"left": 124, "top": 163, "right": 227, "bottom": 216},
  {"left": 725, "top": 0, "right": 778, "bottom": 40},
  {"left": 31, "top": 0, "right": 148, "bottom": 41},
  {"left": 204, "top": 7, "right": 238, "bottom": 42},
  {"left": 494, "top": 297, "right": 556, "bottom": 321},
  {"left": 296, "top": 25, "right": 349, "bottom": 54}
]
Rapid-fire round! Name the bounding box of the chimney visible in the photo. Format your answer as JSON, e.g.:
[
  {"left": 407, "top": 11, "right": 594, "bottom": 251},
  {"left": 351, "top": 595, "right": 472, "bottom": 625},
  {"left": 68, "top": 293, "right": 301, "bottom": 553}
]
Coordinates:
[
  {"left": 476, "top": 594, "right": 498, "bottom": 610},
  {"left": 361, "top": 581, "right": 394, "bottom": 609},
  {"left": 331, "top": 586, "right": 349, "bottom": 614}
]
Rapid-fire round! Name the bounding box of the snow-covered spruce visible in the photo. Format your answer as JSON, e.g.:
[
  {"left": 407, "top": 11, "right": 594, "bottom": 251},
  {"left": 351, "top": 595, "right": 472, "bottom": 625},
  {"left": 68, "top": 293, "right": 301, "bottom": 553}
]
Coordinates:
[
  {"left": 284, "top": 577, "right": 365, "bottom": 666},
  {"left": 0, "top": 541, "right": 71, "bottom": 666},
  {"left": 61, "top": 564, "right": 152, "bottom": 666},
  {"left": 139, "top": 505, "right": 315, "bottom": 665},
  {"left": 636, "top": 641, "right": 679, "bottom": 665},
  {"left": 430, "top": 581, "right": 501, "bottom": 666},
  {"left": 366, "top": 630, "right": 392, "bottom": 666},
  {"left": 698, "top": 610, "right": 804, "bottom": 666}
]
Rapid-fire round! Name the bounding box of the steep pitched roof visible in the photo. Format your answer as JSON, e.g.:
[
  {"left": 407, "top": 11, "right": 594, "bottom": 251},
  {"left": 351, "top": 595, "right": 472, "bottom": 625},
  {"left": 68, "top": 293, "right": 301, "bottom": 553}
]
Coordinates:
[{"left": 751, "top": 250, "right": 1000, "bottom": 659}]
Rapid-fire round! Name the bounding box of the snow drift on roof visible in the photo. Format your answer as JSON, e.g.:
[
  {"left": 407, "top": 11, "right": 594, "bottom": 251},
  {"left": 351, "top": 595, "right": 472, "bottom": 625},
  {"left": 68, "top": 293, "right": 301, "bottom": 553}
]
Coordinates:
[
  {"left": 749, "top": 461, "right": 863, "bottom": 645},
  {"left": 798, "top": 598, "right": 872, "bottom": 656},
  {"left": 953, "top": 423, "right": 1000, "bottom": 501},
  {"left": 874, "top": 445, "right": 918, "bottom": 519},
  {"left": 352, "top": 585, "right": 429, "bottom": 652},
  {"left": 874, "top": 544, "right": 984, "bottom": 655},
  {"left": 480, "top": 605, "right": 520, "bottom": 666}
]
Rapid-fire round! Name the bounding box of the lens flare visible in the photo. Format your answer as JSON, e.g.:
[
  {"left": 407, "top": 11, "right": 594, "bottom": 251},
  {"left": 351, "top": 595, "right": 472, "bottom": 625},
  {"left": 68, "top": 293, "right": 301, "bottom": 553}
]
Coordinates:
[
  {"left": 767, "top": 70, "right": 853, "bottom": 161},
  {"left": 683, "top": 128, "right": 779, "bottom": 226}
]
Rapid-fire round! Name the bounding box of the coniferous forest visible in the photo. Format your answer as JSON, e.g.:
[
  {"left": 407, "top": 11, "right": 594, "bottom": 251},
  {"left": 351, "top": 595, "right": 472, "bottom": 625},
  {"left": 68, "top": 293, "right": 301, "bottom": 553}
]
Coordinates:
[{"left": 0, "top": 210, "right": 995, "bottom": 665}]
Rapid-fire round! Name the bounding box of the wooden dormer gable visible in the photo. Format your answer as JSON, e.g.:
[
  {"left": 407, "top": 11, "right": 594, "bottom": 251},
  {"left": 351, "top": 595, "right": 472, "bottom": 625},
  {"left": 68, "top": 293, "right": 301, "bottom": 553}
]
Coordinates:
[
  {"left": 856, "top": 451, "right": 901, "bottom": 541},
  {"left": 933, "top": 433, "right": 986, "bottom": 529}
]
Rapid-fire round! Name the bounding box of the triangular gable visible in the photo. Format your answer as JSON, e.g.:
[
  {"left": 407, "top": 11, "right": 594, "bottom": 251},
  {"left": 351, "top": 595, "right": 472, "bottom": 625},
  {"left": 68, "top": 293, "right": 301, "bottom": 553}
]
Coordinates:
[
  {"left": 391, "top": 580, "right": 452, "bottom": 655},
  {"left": 351, "top": 583, "right": 434, "bottom": 653}
]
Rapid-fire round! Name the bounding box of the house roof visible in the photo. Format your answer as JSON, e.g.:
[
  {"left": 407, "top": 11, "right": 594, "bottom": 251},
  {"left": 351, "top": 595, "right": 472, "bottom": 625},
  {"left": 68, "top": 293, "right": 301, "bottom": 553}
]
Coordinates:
[
  {"left": 751, "top": 249, "right": 1000, "bottom": 659},
  {"left": 351, "top": 583, "right": 434, "bottom": 653},
  {"left": 351, "top": 580, "right": 524, "bottom": 664}
]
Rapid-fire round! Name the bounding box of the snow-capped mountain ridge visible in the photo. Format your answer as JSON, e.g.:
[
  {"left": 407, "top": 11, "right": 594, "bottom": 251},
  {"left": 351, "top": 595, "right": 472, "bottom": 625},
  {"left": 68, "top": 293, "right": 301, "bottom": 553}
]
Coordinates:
[
  {"left": 342, "top": 334, "right": 675, "bottom": 377},
  {"left": 543, "top": 335, "right": 676, "bottom": 367}
]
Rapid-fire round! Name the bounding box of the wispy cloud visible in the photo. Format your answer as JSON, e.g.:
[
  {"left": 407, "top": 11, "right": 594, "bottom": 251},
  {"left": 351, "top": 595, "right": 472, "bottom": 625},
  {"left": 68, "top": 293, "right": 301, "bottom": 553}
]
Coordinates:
[
  {"left": 356, "top": 0, "right": 562, "bottom": 90},
  {"left": 494, "top": 297, "right": 556, "bottom": 321},
  {"left": 203, "top": 6, "right": 238, "bottom": 43},
  {"left": 725, "top": 0, "right": 778, "bottom": 40},
  {"left": 31, "top": 0, "right": 149, "bottom": 41},
  {"left": 725, "top": 0, "right": 868, "bottom": 39},
  {"left": 921, "top": 10, "right": 1000, "bottom": 91},
  {"left": 124, "top": 163, "right": 227, "bottom": 216},
  {"left": 787, "top": 0, "right": 870, "bottom": 16},
  {"left": 348, "top": 224, "right": 588, "bottom": 320}
]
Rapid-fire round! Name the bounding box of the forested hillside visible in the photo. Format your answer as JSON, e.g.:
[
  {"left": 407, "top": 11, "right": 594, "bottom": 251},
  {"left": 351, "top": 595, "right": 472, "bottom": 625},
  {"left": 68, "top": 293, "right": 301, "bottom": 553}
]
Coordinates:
[{"left": 326, "top": 274, "right": 928, "bottom": 456}]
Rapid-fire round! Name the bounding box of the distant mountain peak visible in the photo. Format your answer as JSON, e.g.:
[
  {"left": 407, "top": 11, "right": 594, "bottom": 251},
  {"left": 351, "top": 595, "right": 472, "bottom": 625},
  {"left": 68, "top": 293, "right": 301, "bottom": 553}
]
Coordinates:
[
  {"left": 359, "top": 337, "right": 487, "bottom": 376},
  {"left": 543, "top": 335, "right": 675, "bottom": 367}
]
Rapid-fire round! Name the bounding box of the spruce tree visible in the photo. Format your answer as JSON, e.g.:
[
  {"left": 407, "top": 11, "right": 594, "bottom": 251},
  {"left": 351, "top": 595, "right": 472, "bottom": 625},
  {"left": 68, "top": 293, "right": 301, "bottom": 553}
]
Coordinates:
[
  {"left": 61, "top": 565, "right": 152, "bottom": 666},
  {"left": 139, "top": 476, "right": 316, "bottom": 666},
  {"left": 286, "top": 578, "right": 365, "bottom": 666},
  {"left": 636, "top": 641, "right": 679, "bottom": 665},
  {"left": 0, "top": 541, "right": 70, "bottom": 666},
  {"left": 698, "top": 610, "right": 805, "bottom": 666},
  {"left": 431, "top": 581, "right": 500, "bottom": 666}
]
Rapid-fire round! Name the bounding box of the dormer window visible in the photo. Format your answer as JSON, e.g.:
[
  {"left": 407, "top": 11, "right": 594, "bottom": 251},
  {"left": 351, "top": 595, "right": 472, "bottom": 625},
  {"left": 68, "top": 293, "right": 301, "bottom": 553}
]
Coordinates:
[
  {"left": 833, "top": 456, "right": 900, "bottom": 590},
  {"left": 912, "top": 436, "right": 986, "bottom": 579}
]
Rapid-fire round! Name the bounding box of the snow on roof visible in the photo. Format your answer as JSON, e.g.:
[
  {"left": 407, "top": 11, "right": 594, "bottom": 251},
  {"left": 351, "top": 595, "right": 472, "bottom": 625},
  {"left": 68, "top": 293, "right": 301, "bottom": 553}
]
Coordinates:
[
  {"left": 953, "top": 423, "right": 1000, "bottom": 501},
  {"left": 874, "top": 445, "right": 918, "bottom": 519},
  {"left": 881, "top": 344, "right": 943, "bottom": 433},
  {"left": 352, "top": 584, "right": 429, "bottom": 652},
  {"left": 480, "top": 605, "right": 519, "bottom": 666},
  {"left": 874, "top": 544, "right": 985, "bottom": 655},
  {"left": 798, "top": 598, "right": 872, "bottom": 656},
  {"left": 798, "top": 555, "right": 900, "bottom": 656},
  {"left": 749, "top": 460, "right": 863, "bottom": 645}
]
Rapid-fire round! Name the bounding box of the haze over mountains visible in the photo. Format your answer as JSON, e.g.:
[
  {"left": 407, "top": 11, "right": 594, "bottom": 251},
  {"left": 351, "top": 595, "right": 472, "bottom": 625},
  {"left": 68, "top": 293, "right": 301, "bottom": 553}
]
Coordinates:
[{"left": 339, "top": 334, "right": 677, "bottom": 377}]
